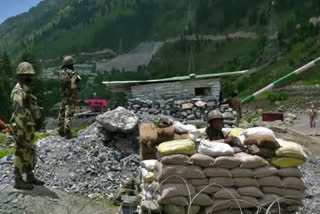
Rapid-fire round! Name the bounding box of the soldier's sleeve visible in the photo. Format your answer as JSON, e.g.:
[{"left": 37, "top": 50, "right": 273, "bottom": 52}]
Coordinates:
[
  {"left": 71, "top": 72, "right": 80, "bottom": 90},
  {"left": 11, "top": 89, "right": 28, "bottom": 135}
]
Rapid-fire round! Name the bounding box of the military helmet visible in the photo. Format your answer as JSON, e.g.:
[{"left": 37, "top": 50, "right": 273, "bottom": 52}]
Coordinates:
[
  {"left": 16, "top": 62, "right": 35, "bottom": 75},
  {"left": 207, "top": 110, "right": 223, "bottom": 123},
  {"left": 63, "top": 56, "right": 75, "bottom": 66}
]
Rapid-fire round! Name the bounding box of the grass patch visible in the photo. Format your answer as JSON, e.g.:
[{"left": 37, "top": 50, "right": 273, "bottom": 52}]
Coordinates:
[
  {"left": 71, "top": 125, "right": 88, "bottom": 136},
  {"left": 303, "top": 79, "right": 320, "bottom": 86},
  {"left": 34, "top": 132, "right": 56, "bottom": 142}
]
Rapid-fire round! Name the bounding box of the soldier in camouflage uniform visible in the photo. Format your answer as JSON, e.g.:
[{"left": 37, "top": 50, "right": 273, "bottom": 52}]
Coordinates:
[
  {"left": 205, "top": 110, "right": 234, "bottom": 144},
  {"left": 11, "top": 62, "right": 44, "bottom": 190},
  {"left": 58, "top": 56, "right": 80, "bottom": 139}
]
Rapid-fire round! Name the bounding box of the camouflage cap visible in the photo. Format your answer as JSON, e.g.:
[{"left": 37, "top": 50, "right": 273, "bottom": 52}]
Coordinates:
[
  {"left": 207, "top": 110, "right": 223, "bottom": 123},
  {"left": 16, "top": 62, "right": 35, "bottom": 75},
  {"left": 63, "top": 56, "right": 75, "bottom": 66}
]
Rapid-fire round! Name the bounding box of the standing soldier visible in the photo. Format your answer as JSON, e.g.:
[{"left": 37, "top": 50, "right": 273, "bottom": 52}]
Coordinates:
[
  {"left": 309, "top": 105, "right": 317, "bottom": 128},
  {"left": 226, "top": 90, "right": 242, "bottom": 125},
  {"left": 58, "top": 56, "right": 80, "bottom": 139},
  {"left": 11, "top": 62, "right": 44, "bottom": 190}
]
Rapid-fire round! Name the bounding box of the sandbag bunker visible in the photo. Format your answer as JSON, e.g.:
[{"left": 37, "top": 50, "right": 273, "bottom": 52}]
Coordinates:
[{"left": 139, "top": 124, "right": 307, "bottom": 214}]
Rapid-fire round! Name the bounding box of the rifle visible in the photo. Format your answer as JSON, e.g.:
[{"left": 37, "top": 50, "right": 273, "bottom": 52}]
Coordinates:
[{"left": 6, "top": 124, "right": 45, "bottom": 163}]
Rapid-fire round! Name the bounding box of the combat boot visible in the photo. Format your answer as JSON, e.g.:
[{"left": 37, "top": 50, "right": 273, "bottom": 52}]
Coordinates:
[
  {"left": 65, "top": 131, "right": 74, "bottom": 139},
  {"left": 14, "top": 177, "right": 33, "bottom": 190},
  {"left": 58, "top": 129, "right": 65, "bottom": 137},
  {"left": 26, "top": 173, "right": 45, "bottom": 185}
]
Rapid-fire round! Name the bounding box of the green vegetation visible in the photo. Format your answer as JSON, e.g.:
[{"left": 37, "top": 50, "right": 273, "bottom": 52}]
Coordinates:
[
  {"left": 71, "top": 125, "right": 88, "bottom": 137},
  {"left": 0, "top": 133, "right": 14, "bottom": 159}
]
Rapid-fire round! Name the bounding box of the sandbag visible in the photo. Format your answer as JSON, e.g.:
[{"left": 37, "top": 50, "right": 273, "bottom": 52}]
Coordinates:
[
  {"left": 163, "top": 204, "right": 185, "bottom": 214},
  {"left": 253, "top": 166, "right": 278, "bottom": 178},
  {"left": 191, "top": 193, "right": 214, "bottom": 206},
  {"left": 231, "top": 168, "right": 254, "bottom": 178},
  {"left": 189, "top": 178, "right": 209, "bottom": 186},
  {"left": 249, "top": 144, "right": 275, "bottom": 158},
  {"left": 140, "top": 160, "right": 157, "bottom": 171},
  {"left": 214, "top": 188, "right": 240, "bottom": 199},
  {"left": 157, "top": 126, "right": 175, "bottom": 143},
  {"left": 244, "top": 135, "right": 280, "bottom": 149},
  {"left": 259, "top": 194, "right": 280, "bottom": 205},
  {"left": 271, "top": 157, "right": 305, "bottom": 168},
  {"left": 188, "top": 206, "right": 201, "bottom": 214},
  {"left": 279, "top": 198, "right": 303, "bottom": 206},
  {"left": 275, "top": 139, "right": 307, "bottom": 160},
  {"left": 198, "top": 140, "right": 234, "bottom": 157},
  {"left": 237, "top": 186, "right": 264, "bottom": 198},
  {"left": 160, "top": 154, "right": 190, "bottom": 165},
  {"left": 213, "top": 210, "right": 248, "bottom": 214},
  {"left": 157, "top": 139, "right": 197, "bottom": 156},
  {"left": 203, "top": 168, "right": 232, "bottom": 177},
  {"left": 160, "top": 176, "right": 186, "bottom": 184},
  {"left": 233, "top": 178, "right": 259, "bottom": 187},
  {"left": 209, "top": 177, "right": 234, "bottom": 187},
  {"left": 213, "top": 156, "right": 241, "bottom": 169},
  {"left": 140, "top": 140, "right": 158, "bottom": 160},
  {"left": 278, "top": 167, "right": 302, "bottom": 177},
  {"left": 140, "top": 168, "right": 155, "bottom": 183},
  {"left": 158, "top": 196, "right": 188, "bottom": 206},
  {"left": 230, "top": 128, "right": 245, "bottom": 137},
  {"left": 205, "top": 200, "right": 234, "bottom": 212},
  {"left": 190, "top": 153, "right": 215, "bottom": 167},
  {"left": 258, "top": 176, "right": 283, "bottom": 187},
  {"left": 173, "top": 133, "right": 189, "bottom": 140},
  {"left": 156, "top": 183, "right": 196, "bottom": 199},
  {"left": 260, "top": 187, "right": 305, "bottom": 199},
  {"left": 282, "top": 177, "right": 306, "bottom": 190},
  {"left": 231, "top": 196, "right": 259, "bottom": 209},
  {"left": 155, "top": 162, "right": 206, "bottom": 181},
  {"left": 242, "top": 127, "right": 275, "bottom": 138},
  {"left": 140, "top": 123, "right": 158, "bottom": 144},
  {"left": 173, "top": 121, "right": 197, "bottom": 134},
  {"left": 196, "top": 185, "right": 220, "bottom": 194},
  {"left": 235, "top": 152, "right": 269, "bottom": 168}
]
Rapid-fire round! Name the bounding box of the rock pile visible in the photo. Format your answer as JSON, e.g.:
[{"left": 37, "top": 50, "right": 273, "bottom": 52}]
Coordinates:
[
  {"left": 0, "top": 107, "right": 141, "bottom": 198},
  {"left": 127, "top": 98, "right": 237, "bottom": 127}
]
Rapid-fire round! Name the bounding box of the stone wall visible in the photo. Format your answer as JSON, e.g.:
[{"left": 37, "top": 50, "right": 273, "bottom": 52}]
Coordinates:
[
  {"left": 131, "top": 79, "right": 220, "bottom": 100},
  {"left": 127, "top": 97, "right": 237, "bottom": 128}
]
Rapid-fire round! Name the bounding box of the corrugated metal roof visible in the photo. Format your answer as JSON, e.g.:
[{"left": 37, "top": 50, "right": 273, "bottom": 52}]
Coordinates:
[{"left": 102, "top": 70, "right": 248, "bottom": 88}]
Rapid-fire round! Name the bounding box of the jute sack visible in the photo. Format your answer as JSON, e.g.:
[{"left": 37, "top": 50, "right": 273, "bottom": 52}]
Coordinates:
[
  {"left": 191, "top": 193, "right": 214, "bottom": 206},
  {"left": 214, "top": 188, "right": 240, "bottom": 199},
  {"left": 190, "top": 153, "right": 215, "bottom": 167},
  {"left": 259, "top": 194, "right": 280, "bottom": 205},
  {"left": 242, "top": 127, "right": 275, "bottom": 138},
  {"left": 158, "top": 196, "right": 188, "bottom": 206},
  {"left": 275, "top": 139, "right": 307, "bottom": 160},
  {"left": 258, "top": 176, "right": 283, "bottom": 187},
  {"left": 160, "top": 154, "right": 190, "bottom": 165},
  {"left": 154, "top": 162, "right": 206, "bottom": 181},
  {"left": 213, "top": 210, "right": 249, "bottom": 214},
  {"left": 209, "top": 177, "right": 234, "bottom": 187},
  {"left": 189, "top": 178, "right": 209, "bottom": 186},
  {"left": 140, "top": 160, "right": 157, "bottom": 171},
  {"left": 282, "top": 177, "right": 306, "bottom": 190},
  {"left": 157, "top": 126, "right": 175, "bottom": 143},
  {"left": 140, "top": 123, "right": 158, "bottom": 144},
  {"left": 160, "top": 176, "right": 186, "bottom": 184},
  {"left": 173, "top": 133, "right": 189, "bottom": 140},
  {"left": 237, "top": 186, "right": 264, "bottom": 198},
  {"left": 198, "top": 140, "right": 234, "bottom": 157},
  {"left": 196, "top": 185, "right": 220, "bottom": 194},
  {"left": 173, "top": 121, "right": 197, "bottom": 134},
  {"left": 231, "top": 196, "right": 259, "bottom": 209},
  {"left": 233, "top": 178, "right": 259, "bottom": 187},
  {"left": 278, "top": 167, "right": 302, "bottom": 177},
  {"left": 271, "top": 157, "right": 305, "bottom": 168},
  {"left": 244, "top": 135, "right": 280, "bottom": 149},
  {"left": 203, "top": 168, "right": 232, "bottom": 177},
  {"left": 279, "top": 198, "right": 303, "bottom": 206},
  {"left": 231, "top": 168, "right": 254, "bottom": 178},
  {"left": 261, "top": 187, "right": 305, "bottom": 199},
  {"left": 249, "top": 144, "right": 275, "bottom": 158},
  {"left": 157, "top": 183, "right": 196, "bottom": 199},
  {"left": 253, "top": 166, "right": 278, "bottom": 178},
  {"left": 235, "top": 152, "right": 269, "bottom": 169},
  {"left": 205, "top": 200, "right": 234, "bottom": 212},
  {"left": 163, "top": 204, "right": 185, "bottom": 214},
  {"left": 140, "top": 140, "right": 158, "bottom": 160},
  {"left": 213, "top": 156, "right": 241, "bottom": 169},
  {"left": 157, "top": 139, "right": 197, "bottom": 156}
]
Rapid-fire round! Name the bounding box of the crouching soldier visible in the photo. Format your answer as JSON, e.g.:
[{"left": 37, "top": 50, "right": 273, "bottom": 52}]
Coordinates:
[{"left": 11, "top": 62, "right": 44, "bottom": 190}]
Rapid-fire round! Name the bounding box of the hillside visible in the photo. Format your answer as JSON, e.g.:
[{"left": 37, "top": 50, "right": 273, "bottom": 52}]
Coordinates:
[{"left": 2, "top": 0, "right": 319, "bottom": 60}]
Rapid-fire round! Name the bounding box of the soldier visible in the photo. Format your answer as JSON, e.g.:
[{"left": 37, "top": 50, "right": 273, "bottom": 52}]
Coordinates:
[
  {"left": 226, "top": 90, "right": 242, "bottom": 125},
  {"left": 309, "top": 104, "right": 317, "bottom": 128},
  {"left": 11, "top": 62, "right": 44, "bottom": 190},
  {"left": 206, "top": 110, "right": 234, "bottom": 144},
  {"left": 58, "top": 56, "right": 80, "bottom": 139}
]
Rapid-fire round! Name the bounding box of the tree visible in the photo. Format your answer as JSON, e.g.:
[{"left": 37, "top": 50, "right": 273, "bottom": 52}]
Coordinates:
[{"left": 0, "top": 53, "right": 13, "bottom": 121}]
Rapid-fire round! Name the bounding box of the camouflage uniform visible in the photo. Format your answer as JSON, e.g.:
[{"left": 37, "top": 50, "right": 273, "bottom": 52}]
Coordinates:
[
  {"left": 205, "top": 127, "right": 225, "bottom": 141},
  {"left": 11, "top": 62, "right": 44, "bottom": 190},
  {"left": 58, "top": 56, "right": 79, "bottom": 138}
]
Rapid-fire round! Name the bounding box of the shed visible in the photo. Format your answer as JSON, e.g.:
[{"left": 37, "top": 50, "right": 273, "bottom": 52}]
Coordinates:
[{"left": 102, "top": 70, "right": 248, "bottom": 100}]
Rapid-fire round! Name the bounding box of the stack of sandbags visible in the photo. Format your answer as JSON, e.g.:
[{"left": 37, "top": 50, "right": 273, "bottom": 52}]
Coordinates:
[{"left": 139, "top": 123, "right": 190, "bottom": 160}]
